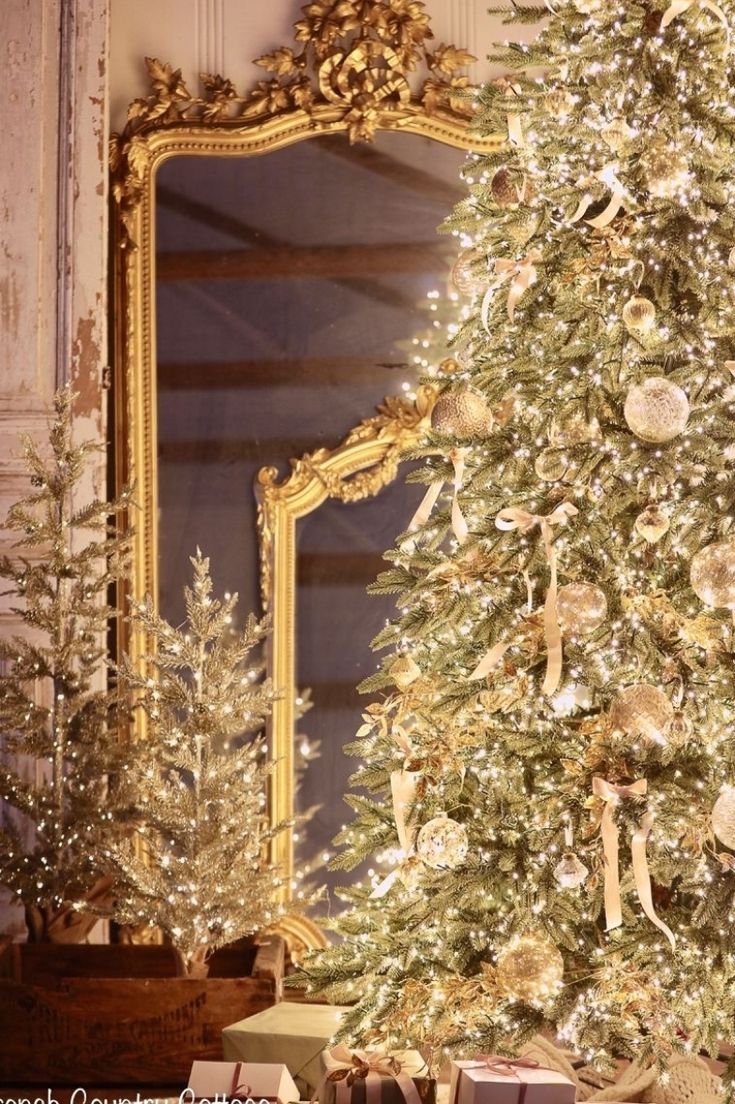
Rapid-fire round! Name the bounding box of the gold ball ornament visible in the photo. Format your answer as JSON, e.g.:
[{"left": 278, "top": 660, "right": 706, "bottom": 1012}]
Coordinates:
[
  {"left": 554, "top": 852, "right": 589, "bottom": 890},
  {"left": 431, "top": 389, "right": 492, "bottom": 438},
  {"left": 390, "top": 654, "right": 421, "bottom": 689},
  {"left": 534, "top": 448, "right": 570, "bottom": 482},
  {"left": 635, "top": 505, "right": 670, "bottom": 543},
  {"left": 610, "top": 683, "right": 674, "bottom": 744},
  {"left": 451, "top": 250, "right": 485, "bottom": 298},
  {"left": 690, "top": 540, "right": 735, "bottom": 609},
  {"left": 623, "top": 377, "right": 690, "bottom": 443},
  {"left": 416, "top": 815, "right": 469, "bottom": 869},
  {"left": 544, "top": 89, "right": 575, "bottom": 118},
  {"left": 496, "top": 933, "right": 564, "bottom": 1004},
  {"left": 643, "top": 140, "right": 689, "bottom": 198},
  {"left": 712, "top": 787, "right": 735, "bottom": 850},
  {"left": 622, "top": 295, "right": 656, "bottom": 335},
  {"left": 557, "top": 582, "right": 608, "bottom": 635}
]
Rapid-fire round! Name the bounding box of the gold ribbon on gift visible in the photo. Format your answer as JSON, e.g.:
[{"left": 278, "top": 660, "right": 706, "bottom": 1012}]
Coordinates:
[
  {"left": 569, "top": 163, "right": 627, "bottom": 229},
  {"left": 469, "top": 503, "right": 578, "bottom": 694},
  {"left": 661, "top": 0, "right": 730, "bottom": 44},
  {"left": 592, "top": 776, "right": 676, "bottom": 950},
  {"left": 482, "top": 250, "right": 542, "bottom": 326},
  {"left": 315, "top": 1047, "right": 426, "bottom": 1104},
  {"left": 407, "top": 448, "right": 468, "bottom": 544}
]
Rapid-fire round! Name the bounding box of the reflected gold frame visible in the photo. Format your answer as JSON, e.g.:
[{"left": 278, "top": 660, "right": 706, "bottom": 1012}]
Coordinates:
[{"left": 112, "top": 1, "right": 501, "bottom": 950}]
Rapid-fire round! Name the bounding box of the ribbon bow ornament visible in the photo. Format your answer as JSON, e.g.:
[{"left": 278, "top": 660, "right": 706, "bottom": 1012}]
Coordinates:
[
  {"left": 407, "top": 447, "right": 469, "bottom": 545},
  {"left": 469, "top": 503, "right": 578, "bottom": 694},
  {"left": 316, "top": 1047, "right": 425, "bottom": 1104},
  {"left": 482, "top": 250, "right": 542, "bottom": 327},
  {"left": 592, "top": 776, "right": 676, "bottom": 950}
]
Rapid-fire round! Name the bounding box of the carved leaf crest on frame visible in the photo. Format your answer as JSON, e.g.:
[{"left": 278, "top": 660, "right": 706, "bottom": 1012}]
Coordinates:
[
  {"left": 256, "top": 384, "right": 436, "bottom": 611},
  {"left": 110, "top": 1, "right": 477, "bottom": 244}
]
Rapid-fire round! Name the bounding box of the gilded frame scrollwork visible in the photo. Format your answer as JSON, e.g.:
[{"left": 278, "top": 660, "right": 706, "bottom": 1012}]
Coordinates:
[{"left": 111, "top": 1, "right": 501, "bottom": 943}]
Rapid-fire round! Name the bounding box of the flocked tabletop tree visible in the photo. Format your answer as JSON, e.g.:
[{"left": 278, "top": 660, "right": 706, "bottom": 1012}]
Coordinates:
[
  {"left": 106, "top": 551, "right": 289, "bottom": 976},
  {"left": 0, "top": 388, "right": 132, "bottom": 941},
  {"left": 299, "top": 0, "right": 735, "bottom": 1088}
]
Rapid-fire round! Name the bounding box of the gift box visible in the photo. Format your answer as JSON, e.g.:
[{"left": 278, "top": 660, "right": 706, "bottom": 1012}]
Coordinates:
[
  {"left": 187, "top": 1061, "right": 299, "bottom": 1103},
  {"left": 222, "top": 1001, "right": 350, "bottom": 1097},
  {"left": 316, "top": 1045, "right": 436, "bottom": 1104},
  {"left": 449, "top": 1058, "right": 575, "bottom": 1104}
]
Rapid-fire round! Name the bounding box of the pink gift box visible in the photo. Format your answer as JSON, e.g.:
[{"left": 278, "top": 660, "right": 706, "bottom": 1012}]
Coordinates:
[{"left": 449, "top": 1059, "right": 575, "bottom": 1104}]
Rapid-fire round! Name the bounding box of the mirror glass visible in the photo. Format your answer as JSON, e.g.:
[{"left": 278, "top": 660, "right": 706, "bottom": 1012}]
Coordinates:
[{"left": 155, "top": 131, "right": 464, "bottom": 905}]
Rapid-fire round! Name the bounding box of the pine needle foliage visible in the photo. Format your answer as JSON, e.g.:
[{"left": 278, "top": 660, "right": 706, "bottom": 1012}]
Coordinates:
[
  {"left": 0, "top": 387, "right": 132, "bottom": 939},
  {"left": 297, "top": 0, "right": 735, "bottom": 1089},
  {"left": 106, "top": 551, "right": 287, "bottom": 975}
]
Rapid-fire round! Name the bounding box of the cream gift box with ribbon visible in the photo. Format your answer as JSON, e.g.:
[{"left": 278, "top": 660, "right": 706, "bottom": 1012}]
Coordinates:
[
  {"left": 449, "top": 1057, "right": 575, "bottom": 1104},
  {"left": 222, "top": 1002, "right": 351, "bottom": 1097},
  {"left": 187, "top": 1061, "right": 300, "bottom": 1103},
  {"left": 316, "top": 1046, "right": 436, "bottom": 1104}
]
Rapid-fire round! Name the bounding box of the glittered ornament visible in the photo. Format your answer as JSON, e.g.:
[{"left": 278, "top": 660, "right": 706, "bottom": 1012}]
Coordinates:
[
  {"left": 601, "top": 117, "right": 633, "bottom": 151},
  {"left": 690, "top": 540, "right": 735, "bottom": 609},
  {"left": 642, "top": 139, "right": 689, "bottom": 198},
  {"left": 416, "top": 815, "right": 468, "bottom": 869},
  {"left": 610, "top": 683, "right": 674, "bottom": 744},
  {"left": 390, "top": 654, "right": 421, "bottom": 689},
  {"left": 557, "top": 582, "right": 608, "bottom": 635},
  {"left": 551, "top": 414, "right": 600, "bottom": 446},
  {"left": 431, "top": 389, "right": 492, "bottom": 438},
  {"left": 712, "top": 787, "right": 735, "bottom": 849},
  {"left": 544, "top": 89, "right": 574, "bottom": 117},
  {"left": 496, "top": 933, "right": 564, "bottom": 1003},
  {"left": 635, "top": 505, "right": 670, "bottom": 543},
  {"left": 622, "top": 295, "right": 656, "bottom": 335},
  {"left": 534, "top": 448, "right": 570, "bottom": 482},
  {"left": 623, "top": 377, "right": 690, "bottom": 443},
  {"left": 491, "top": 167, "right": 524, "bottom": 207},
  {"left": 451, "top": 250, "right": 485, "bottom": 298},
  {"left": 554, "top": 852, "right": 589, "bottom": 889}
]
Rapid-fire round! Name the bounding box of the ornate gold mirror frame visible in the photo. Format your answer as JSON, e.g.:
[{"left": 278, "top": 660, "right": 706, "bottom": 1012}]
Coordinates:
[{"left": 112, "top": 1, "right": 501, "bottom": 945}]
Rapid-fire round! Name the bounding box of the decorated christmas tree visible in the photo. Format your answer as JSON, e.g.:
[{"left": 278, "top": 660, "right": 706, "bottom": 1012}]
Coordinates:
[
  {"left": 299, "top": 0, "right": 735, "bottom": 1085},
  {"left": 106, "top": 551, "right": 289, "bottom": 976},
  {"left": 0, "top": 387, "right": 132, "bottom": 941}
]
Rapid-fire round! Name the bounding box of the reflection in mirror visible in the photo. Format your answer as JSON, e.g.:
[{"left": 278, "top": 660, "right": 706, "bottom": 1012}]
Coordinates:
[
  {"left": 154, "top": 131, "right": 465, "bottom": 911},
  {"left": 155, "top": 131, "right": 463, "bottom": 623}
]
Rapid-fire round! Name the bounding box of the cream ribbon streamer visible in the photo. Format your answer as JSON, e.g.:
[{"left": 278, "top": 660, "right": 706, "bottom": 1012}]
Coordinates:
[
  {"left": 494, "top": 78, "right": 526, "bottom": 147},
  {"left": 482, "top": 250, "right": 542, "bottom": 328},
  {"left": 407, "top": 448, "right": 468, "bottom": 544},
  {"left": 390, "top": 768, "right": 420, "bottom": 854},
  {"left": 314, "top": 1047, "right": 426, "bottom": 1104},
  {"left": 661, "top": 0, "right": 730, "bottom": 44},
  {"left": 469, "top": 503, "right": 578, "bottom": 692},
  {"left": 569, "top": 164, "right": 627, "bottom": 229},
  {"left": 592, "top": 777, "right": 676, "bottom": 950}
]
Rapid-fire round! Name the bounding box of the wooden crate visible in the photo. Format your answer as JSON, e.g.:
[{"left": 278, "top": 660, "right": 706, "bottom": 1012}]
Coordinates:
[{"left": 0, "top": 936, "right": 284, "bottom": 1086}]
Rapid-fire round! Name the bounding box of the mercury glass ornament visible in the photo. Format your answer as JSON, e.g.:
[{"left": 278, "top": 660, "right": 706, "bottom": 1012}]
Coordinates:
[
  {"left": 712, "top": 787, "right": 735, "bottom": 849},
  {"left": 451, "top": 250, "right": 484, "bottom": 298},
  {"left": 492, "top": 167, "right": 523, "bottom": 207},
  {"left": 557, "top": 582, "right": 608, "bottom": 635},
  {"left": 534, "top": 448, "right": 569, "bottom": 482},
  {"left": 623, "top": 377, "right": 690, "bottom": 443},
  {"left": 390, "top": 654, "right": 421, "bottom": 689},
  {"left": 610, "top": 683, "right": 674, "bottom": 744},
  {"left": 496, "top": 933, "right": 564, "bottom": 1003},
  {"left": 416, "top": 815, "right": 469, "bottom": 869},
  {"left": 554, "top": 852, "right": 589, "bottom": 890},
  {"left": 431, "top": 389, "right": 492, "bottom": 438},
  {"left": 690, "top": 540, "right": 735, "bottom": 609},
  {"left": 635, "top": 505, "right": 670, "bottom": 543},
  {"left": 643, "top": 139, "right": 689, "bottom": 198},
  {"left": 601, "top": 117, "right": 632, "bottom": 151},
  {"left": 622, "top": 295, "right": 656, "bottom": 335}
]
